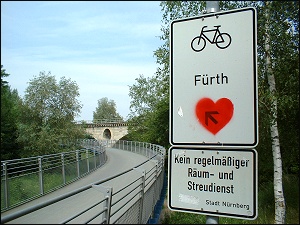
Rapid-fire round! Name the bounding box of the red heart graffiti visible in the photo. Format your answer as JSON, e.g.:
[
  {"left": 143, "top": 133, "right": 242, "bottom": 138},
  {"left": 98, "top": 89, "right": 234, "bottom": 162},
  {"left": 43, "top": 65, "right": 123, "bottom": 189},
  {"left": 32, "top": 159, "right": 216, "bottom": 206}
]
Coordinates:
[{"left": 195, "top": 98, "right": 234, "bottom": 135}]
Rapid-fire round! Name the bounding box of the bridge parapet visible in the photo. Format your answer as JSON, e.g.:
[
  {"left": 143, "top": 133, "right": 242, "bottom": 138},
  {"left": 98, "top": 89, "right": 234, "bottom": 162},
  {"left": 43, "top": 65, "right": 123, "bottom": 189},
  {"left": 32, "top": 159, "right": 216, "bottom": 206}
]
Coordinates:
[
  {"left": 85, "top": 122, "right": 128, "bottom": 128},
  {"left": 75, "top": 119, "right": 129, "bottom": 128},
  {"left": 75, "top": 119, "right": 126, "bottom": 124}
]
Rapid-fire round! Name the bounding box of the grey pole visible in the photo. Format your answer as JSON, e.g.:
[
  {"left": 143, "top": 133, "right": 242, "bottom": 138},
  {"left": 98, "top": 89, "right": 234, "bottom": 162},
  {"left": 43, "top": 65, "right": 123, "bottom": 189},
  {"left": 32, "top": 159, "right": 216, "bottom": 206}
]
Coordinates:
[
  {"left": 205, "top": 1, "right": 220, "bottom": 224},
  {"left": 206, "top": 1, "right": 219, "bottom": 13}
]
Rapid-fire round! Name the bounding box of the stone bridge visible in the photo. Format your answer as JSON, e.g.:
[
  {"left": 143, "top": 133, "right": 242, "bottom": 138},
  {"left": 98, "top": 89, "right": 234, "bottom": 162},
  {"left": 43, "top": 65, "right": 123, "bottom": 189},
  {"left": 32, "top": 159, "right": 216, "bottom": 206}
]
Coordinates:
[{"left": 77, "top": 120, "right": 129, "bottom": 141}]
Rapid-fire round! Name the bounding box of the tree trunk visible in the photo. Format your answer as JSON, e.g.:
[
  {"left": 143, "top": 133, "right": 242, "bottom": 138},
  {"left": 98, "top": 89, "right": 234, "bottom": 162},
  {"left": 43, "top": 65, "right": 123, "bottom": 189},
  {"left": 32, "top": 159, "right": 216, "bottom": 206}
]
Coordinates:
[{"left": 264, "top": 1, "right": 286, "bottom": 224}]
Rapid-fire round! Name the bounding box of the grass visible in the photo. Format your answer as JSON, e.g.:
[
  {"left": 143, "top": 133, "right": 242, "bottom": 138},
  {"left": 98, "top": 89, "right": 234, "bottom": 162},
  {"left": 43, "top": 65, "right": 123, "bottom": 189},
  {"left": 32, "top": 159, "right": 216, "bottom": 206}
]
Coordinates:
[
  {"left": 1, "top": 172, "right": 76, "bottom": 211},
  {"left": 160, "top": 174, "right": 299, "bottom": 224}
]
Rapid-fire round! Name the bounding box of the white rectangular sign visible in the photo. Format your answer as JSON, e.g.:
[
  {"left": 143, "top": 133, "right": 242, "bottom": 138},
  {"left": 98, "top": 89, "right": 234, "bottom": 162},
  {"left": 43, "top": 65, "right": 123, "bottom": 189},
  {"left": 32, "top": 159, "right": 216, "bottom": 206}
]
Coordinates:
[
  {"left": 170, "top": 7, "right": 258, "bottom": 148},
  {"left": 168, "top": 147, "right": 258, "bottom": 220}
]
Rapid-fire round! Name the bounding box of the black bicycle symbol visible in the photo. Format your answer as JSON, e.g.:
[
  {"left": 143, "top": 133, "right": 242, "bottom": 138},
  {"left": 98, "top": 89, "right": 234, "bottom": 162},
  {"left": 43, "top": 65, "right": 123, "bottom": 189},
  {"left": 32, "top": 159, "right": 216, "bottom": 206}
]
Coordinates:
[{"left": 191, "top": 25, "right": 232, "bottom": 52}]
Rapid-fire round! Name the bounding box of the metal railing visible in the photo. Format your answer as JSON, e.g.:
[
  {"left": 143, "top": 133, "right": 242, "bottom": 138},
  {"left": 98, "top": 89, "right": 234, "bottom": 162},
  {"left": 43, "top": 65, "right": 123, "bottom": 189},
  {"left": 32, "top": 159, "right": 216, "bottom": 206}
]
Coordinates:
[
  {"left": 1, "top": 140, "right": 166, "bottom": 224},
  {"left": 1, "top": 139, "right": 107, "bottom": 212}
]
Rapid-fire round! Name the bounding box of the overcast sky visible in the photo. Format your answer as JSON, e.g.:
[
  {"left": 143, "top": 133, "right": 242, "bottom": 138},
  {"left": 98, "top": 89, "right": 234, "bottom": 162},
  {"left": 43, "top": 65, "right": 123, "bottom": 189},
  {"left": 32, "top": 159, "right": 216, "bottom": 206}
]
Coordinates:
[{"left": 1, "top": 1, "right": 163, "bottom": 121}]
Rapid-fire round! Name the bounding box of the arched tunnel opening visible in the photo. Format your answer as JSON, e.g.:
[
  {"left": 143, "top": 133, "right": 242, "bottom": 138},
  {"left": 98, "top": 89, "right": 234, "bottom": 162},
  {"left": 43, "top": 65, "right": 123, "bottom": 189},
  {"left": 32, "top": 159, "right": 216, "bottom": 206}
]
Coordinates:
[{"left": 103, "top": 129, "right": 112, "bottom": 140}]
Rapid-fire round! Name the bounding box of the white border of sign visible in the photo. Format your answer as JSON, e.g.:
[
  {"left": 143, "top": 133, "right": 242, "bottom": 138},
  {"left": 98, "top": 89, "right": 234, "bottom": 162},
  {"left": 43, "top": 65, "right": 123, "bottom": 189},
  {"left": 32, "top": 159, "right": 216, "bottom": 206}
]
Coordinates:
[
  {"left": 168, "top": 146, "right": 258, "bottom": 220},
  {"left": 170, "top": 7, "right": 258, "bottom": 148}
]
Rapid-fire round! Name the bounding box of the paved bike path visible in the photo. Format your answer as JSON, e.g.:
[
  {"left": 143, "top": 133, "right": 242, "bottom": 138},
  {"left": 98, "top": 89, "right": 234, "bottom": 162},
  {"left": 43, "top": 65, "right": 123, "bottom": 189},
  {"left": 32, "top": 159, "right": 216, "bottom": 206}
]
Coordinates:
[{"left": 1, "top": 148, "right": 154, "bottom": 224}]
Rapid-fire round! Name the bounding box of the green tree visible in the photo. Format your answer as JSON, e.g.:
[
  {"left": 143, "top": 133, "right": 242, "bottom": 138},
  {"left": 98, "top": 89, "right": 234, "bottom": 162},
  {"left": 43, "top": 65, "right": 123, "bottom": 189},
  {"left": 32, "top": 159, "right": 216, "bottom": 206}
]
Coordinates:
[
  {"left": 17, "top": 71, "right": 86, "bottom": 157},
  {"left": 255, "top": 1, "right": 298, "bottom": 223},
  {"left": 127, "top": 74, "right": 169, "bottom": 147},
  {"left": 93, "top": 97, "right": 123, "bottom": 122},
  {"left": 1, "top": 65, "right": 22, "bottom": 160}
]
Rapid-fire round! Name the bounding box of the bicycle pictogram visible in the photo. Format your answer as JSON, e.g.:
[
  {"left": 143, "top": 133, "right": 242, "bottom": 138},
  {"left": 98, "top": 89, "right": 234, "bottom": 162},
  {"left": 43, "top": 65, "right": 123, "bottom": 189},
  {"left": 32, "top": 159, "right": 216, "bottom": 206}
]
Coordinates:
[{"left": 191, "top": 25, "right": 232, "bottom": 52}]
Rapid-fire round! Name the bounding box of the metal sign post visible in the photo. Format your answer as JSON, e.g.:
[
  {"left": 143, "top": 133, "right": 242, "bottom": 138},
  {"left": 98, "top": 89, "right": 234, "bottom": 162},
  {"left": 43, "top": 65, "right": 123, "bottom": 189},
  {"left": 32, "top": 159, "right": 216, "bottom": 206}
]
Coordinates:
[{"left": 205, "top": 4, "right": 220, "bottom": 223}]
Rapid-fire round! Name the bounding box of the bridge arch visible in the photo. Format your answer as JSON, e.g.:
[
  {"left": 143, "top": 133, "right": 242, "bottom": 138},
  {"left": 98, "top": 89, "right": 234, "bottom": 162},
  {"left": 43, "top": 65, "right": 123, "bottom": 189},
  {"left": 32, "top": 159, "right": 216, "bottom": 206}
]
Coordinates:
[
  {"left": 103, "top": 128, "right": 111, "bottom": 140},
  {"left": 82, "top": 121, "right": 129, "bottom": 141}
]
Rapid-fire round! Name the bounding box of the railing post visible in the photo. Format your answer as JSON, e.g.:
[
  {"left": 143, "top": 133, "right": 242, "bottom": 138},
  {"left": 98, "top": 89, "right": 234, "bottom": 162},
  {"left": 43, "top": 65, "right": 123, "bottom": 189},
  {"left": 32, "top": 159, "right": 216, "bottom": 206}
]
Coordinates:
[
  {"left": 161, "top": 148, "right": 165, "bottom": 168},
  {"left": 61, "top": 153, "right": 66, "bottom": 184},
  {"left": 142, "top": 142, "right": 145, "bottom": 155},
  {"left": 86, "top": 149, "right": 90, "bottom": 173},
  {"left": 99, "top": 149, "right": 102, "bottom": 167},
  {"left": 2, "top": 162, "right": 9, "bottom": 209},
  {"left": 94, "top": 147, "right": 97, "bottom": 169},
  {"left": 134, "top": 168, "right": 146, "bottom": 224},
  {"left": 38, "top": 157, "right": 44, "bottom": 195},
  {"left": 205, "top": 2, "right": 220, "bottom": 224},
  {"left": 103, "top": 146, "right": 106, "bottom": 165},
  {"left": 92, "top": 184, "right": 113, "bottom": 224},
  {"left": 153, "top": 160, "right": 159, "bottom": 206},
  {"left": 76, "top": 150, "right": 80, "bottom": 178}
]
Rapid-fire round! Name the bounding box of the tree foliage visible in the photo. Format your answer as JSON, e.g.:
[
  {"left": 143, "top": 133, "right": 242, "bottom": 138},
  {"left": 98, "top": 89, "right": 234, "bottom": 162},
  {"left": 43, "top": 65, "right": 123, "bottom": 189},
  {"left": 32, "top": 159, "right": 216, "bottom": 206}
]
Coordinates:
[
  {"left": 17, "top": 71, "right": 86, "bottom": 157},
  {"left": 1, "top": 65, "right": 22, "bottom": 160},
  {"left": 261, "top": 1, "right": 299, "bottom": 176},
  {"left": 23, "top": 72, "right": 82, "bottom": 125},
  {"left": 257, "top": 2, "right": 298, "bottom": 222},
  {"left": 93, "top": 97, "right": 123, "bottom": 121}
]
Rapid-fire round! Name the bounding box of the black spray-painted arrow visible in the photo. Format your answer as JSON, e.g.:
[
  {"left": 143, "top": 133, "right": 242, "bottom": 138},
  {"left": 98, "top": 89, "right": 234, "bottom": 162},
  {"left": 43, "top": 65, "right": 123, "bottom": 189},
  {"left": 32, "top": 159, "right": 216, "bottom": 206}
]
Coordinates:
[{"left": 205, "top": 111, "right": 219, "bottom": 126}]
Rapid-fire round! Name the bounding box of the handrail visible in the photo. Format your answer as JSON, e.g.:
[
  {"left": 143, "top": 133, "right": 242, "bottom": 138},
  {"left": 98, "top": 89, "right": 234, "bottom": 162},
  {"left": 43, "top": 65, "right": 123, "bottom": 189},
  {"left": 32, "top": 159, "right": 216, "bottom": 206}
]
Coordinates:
[
  {"left": 1, "top": 140, "right": 166, "bottom": 224},
  {"left": 1, "top": 139, "right": 106, "bottom": 212}
]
